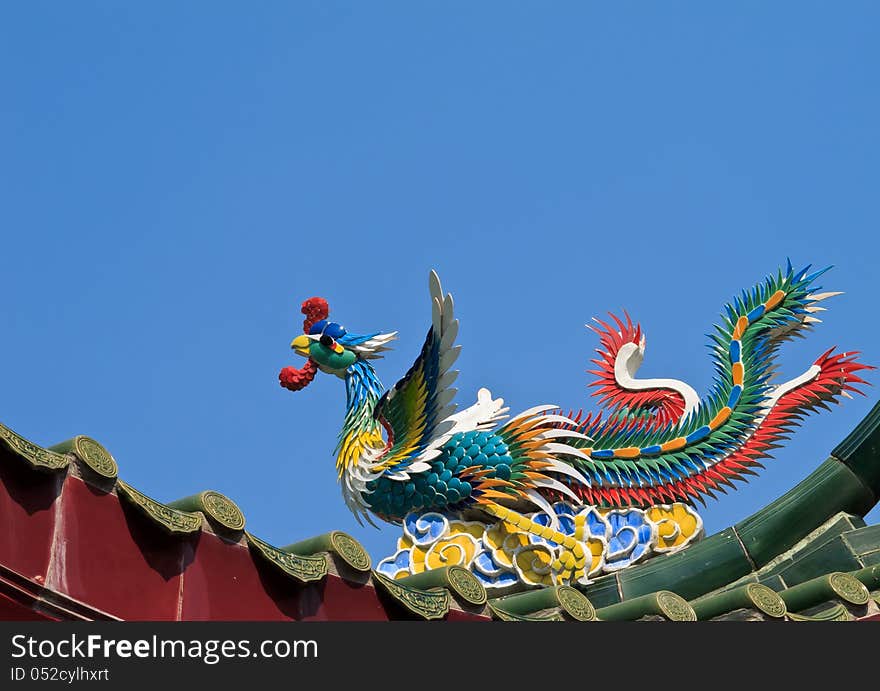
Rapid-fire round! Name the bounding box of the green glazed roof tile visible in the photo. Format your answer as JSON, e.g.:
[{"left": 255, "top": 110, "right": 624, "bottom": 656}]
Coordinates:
[
  {"left": 779, "top": 572, "right": 870, "bottom": 613},
  {"left": 487, "top": 603, "right": 564, "bottom": 621},
  {"left": 596, "top": 590, "right": 697, "bottom": 621},
  {"left": 396, "top": 566, "right": 487, "bottom": 608},
  {"left": 849, "top": 564, "right": 880, "bottom": 591},
  {"left": 787, "top": 603, "right": 853, "bottom": 621},
  {"left": 245, "top": 532, "right": 328, "bottom": 583},
  {"left": 756, "top": 574, "right": 787, "bottom": 592},
  {"left": 862, "top": 551, "right": 880, "bottom": 567},
  {"left": 116, "top": 480, "right": 202, "bottom": 534},
  {"left": 615, "top": 527, "right": 752, "bottom": 601},
  {"left": 488, "top": 586, "right": 596, "bottom": 622},
  {"left": 284, "top": 532, "right": 371, "bottom": 573},
  {"left": 690, "top": 583, "right": 787, "bottom": 620},
  {"left": 735, "top": 458, "right": 875, "bottom": 568},
  {"left": 167, "top": 491, "right": 245, "bottom": 533},
  {"left": 0, "top": 422, "right": 70, "bottom": 472},
  {"left": 831, "top": 400, "right": 880, "bottom": 496},
  {"left": 759, "top": 513, "right": 866, "bottom": 579},
  {"left": 371, "top": 570, "right": 450, "bottom": 620},
  {"left": 775, "top": 536, "right": 863, "bottom": 587},
  {"left": 578, "top": 572, "right": 622, "bottom": 609},
  {"left": 49, "top": 436, "right": 118, "bottom": 480},
  {"left": 841, "top": 524, "right": 880, "bottom": 556}
]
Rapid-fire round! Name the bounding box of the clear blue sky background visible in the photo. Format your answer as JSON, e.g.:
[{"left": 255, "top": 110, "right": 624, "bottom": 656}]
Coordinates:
[{"left": 2, "top": 3, "right": 878, "bottom": 561}]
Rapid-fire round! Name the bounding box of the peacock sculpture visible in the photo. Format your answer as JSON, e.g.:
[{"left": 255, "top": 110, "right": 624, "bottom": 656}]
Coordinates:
[{"left": 279, "top": 262, "right": 870, "bottom": 587}]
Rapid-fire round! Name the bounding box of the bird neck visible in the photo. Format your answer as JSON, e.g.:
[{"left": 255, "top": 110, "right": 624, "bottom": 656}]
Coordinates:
[{"left": 336, "top": 360, "right": 386, "bottom": 476}]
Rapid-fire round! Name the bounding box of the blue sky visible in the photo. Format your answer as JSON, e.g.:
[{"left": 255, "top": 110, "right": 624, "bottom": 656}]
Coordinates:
[{"left": 2, "top": 3, "right": 878, "bottom": 561}]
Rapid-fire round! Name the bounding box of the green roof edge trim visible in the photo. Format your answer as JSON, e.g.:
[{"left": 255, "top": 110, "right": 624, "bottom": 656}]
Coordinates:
[
  {"left": 487, "top": 603, "right": 564, "bottom": 621},
  {"left": 370, "top": 570, "right": 450, "bottom": 620},
  {"left": 759, "top": 513, "right": 866, "bottom": 586},
  {"left": 734, "top": 457, "right": 875, "bottom": 568},
  {"left": 49, "top": 436, "right": 118, "bottom": 479},
  {"left": 690, "top": 583, "right": 787, "bottom": 620},
  {"left": 850, "top": 564, "right": 880, "bottom": 591},
  {"left": 786, "top": 603, "right": 853, "bottom": 621},
  {"left": 779, "top": 572, "right": 870, "bottom": 613},
  {"left": 596, "top": 591, "right": 696, "bottom": 621},
  {"left": 284, "top": 532, "right": 371, "bottom": 572},
  {"left": 831, "top": 400, "right": 880, "bottom": 495},
  {"left": 715, "top": 512, "right": 865, "bottom": 595},
  {"left": 397, "top": 565, "right": 487, "bottom": 607},
  {"left": 245, "top": 532, "right": 328, "bottom": 583},
  {"left": 167, "top": 491, "right": 246, "bottom": 533},
  {"left": 0, "top": 423, "right": 70, "bottom": 472},
  {"left": 116, "top": 480, "right": 202, "bottom": 534},
  {"left": 489, "top": 586, "right": 596, "bottom": 621},
  {"left": 583, "top": 527, "right": 752, "bottom": 603},
  {"left": 556, "top": 585, "right": 597, "bottom": 621}
]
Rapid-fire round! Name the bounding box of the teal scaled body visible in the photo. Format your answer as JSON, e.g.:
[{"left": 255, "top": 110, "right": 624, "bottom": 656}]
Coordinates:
[{"left": 364, "top": 431, "right": 512, "bottom": 519}]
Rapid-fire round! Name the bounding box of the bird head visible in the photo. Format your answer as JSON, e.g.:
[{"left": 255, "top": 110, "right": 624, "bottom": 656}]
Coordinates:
[{"left": 280, "top": 296, "right": 397, "bottom": 391}]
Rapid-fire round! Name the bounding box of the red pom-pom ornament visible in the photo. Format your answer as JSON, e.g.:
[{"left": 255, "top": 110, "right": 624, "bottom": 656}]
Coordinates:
[
  {"left": 279, "top": 360, "right": 319, "bottom": 391},
  {"left": 301, "top": 297, "right": 329, "bottom": 334}
]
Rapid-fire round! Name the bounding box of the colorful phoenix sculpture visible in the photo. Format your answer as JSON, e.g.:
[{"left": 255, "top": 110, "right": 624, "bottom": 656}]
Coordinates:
[{"left": 279, "top": 263, "right": 871, "bottom": 587}]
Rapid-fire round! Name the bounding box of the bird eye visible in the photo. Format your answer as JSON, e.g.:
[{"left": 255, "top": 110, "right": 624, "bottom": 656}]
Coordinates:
[{"left": 320, "top": 334, "right": 334, "bottom": 347}]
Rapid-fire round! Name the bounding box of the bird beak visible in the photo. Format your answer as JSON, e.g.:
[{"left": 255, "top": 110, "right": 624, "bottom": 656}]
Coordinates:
[{"left": 291, "top": 334, "right": 311, "bottom": 357}]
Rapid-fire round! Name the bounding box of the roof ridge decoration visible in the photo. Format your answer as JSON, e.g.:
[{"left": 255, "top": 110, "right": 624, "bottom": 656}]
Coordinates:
[
  {"left": 279, "top": 262, "right": 873, "bottom": 589},
  {"left": 1, "top": 401, "right": 879, "bottom": 620}
]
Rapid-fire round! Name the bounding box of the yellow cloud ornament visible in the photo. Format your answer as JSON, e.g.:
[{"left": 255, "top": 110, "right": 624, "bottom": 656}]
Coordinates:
[
  {"left": 484, "top": 521, "right": 530, "bottom": 568},
  {"left": 513, "top": 545, "right": 556, "bottom": 587},
  {"left": 645, "top": 503, "right": 704, "bottom": 552},
  {"left": 375, "top": 502, "right": 706, "bottom": 588},
  {"left": 423, "top": 533, "right": 480, "bottom": 571}
]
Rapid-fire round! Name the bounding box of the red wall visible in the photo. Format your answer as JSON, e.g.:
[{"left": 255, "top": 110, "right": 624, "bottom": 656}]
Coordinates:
[{"left": 0, "top": 455, "right": 486, "bottom": 621}]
